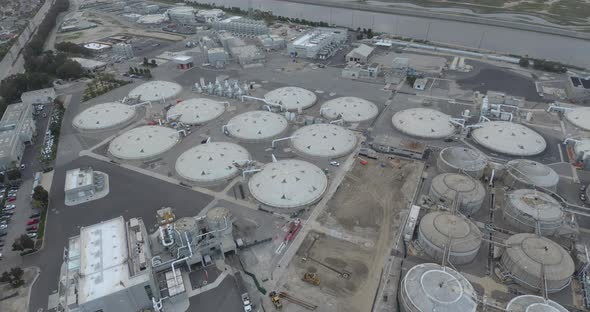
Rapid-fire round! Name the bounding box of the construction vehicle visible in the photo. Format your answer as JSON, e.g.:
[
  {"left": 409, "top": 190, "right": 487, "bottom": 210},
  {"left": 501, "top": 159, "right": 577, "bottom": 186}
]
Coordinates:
[
  {"left": 269, "top": 291, "right": 283, "bottom": 310},
  {"left": 302, "top": 272, "right": 320, "bottom": 286}
]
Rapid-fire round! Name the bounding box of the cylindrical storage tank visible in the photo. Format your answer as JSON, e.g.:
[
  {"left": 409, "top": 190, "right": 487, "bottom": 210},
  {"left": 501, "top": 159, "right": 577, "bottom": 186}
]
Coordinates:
[
  {"left": 471, "top": 121, "right": 546, "bottom": 156},
  {"left": 506, "top": 295, "right": 568, "bottom": 312},
  {"left": 504, "top": 159, "right": 559, "bottom": 191},
  {"left": 225, "top": 111, "right": 288, "bottom": 142},
  {"left": 206, "top": 207, "right": 232, "bottom": 237},
  {"left": 503, "top": 189, "right": 564, "bottom": 236},
  {"left": 501, "top": 234, "right": 574, "bottom": 293},
  {"left": 392, "top": 108, "right": 455, "bottom": 139},
  {"left": 417, "top": 211, "right": 482, "bottom": 265},
  {"left": 429, "top": 173, "right": 486, "bottom": 215},
  {"left": 400, "top": 263, "right": 478, "bottom": 312},
  {"left": 290, "top": 124, "right": 357, "bottom": 159},
  {"left": 437, "top": 146, "right": 487, "bottom": 179}
]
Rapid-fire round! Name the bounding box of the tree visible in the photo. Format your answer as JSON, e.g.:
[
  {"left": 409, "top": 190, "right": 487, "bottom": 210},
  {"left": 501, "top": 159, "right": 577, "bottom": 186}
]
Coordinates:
[
  {"left": 32, "top": 199, "right": 46, "bottom": 210},
  {"left": 55, "top": 41, "right": 92, "bottom": 56},
  {"left": 0, "top": 267, "right": 25, "bottom": 288},
  {"left": 32, "top": 185, "right": 49, "bottom": 205},
  {"left": 367, "top": 28, "right": 374, "bottom": 39},
  {"left": 12, "top": 234, "right": 35, "bottom": 252},
  {"left": 150, "top": 59, "right": 157, "bottom": 67},
  {"left": 519, "top": 57, "right": 529, "bottom": 68},
  {"left": 143, "top": 57, "right": 149, "bottom": 66},
  {"left": 7, "top": 169, "right": 21, "bottom": 181},
  {"left": 56, "top": 59, "right": 83, "bottom": 79}
]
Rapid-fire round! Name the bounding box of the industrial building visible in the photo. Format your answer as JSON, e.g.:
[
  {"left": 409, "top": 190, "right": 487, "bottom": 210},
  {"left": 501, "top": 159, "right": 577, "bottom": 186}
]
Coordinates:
[
  {"left": 21, "top": 87, "right": 56, "bottom": 105},
  {"left": 370, "top": 135, "right": 425, "bottom": 159},
  {"left": 392, "top": 108, "right": 456, "bottom": 139},
  {"left": 570, "top": 138, "right": 590, "bottom": 169},
  {"left": 503, "top": 159, "right": 559, "bottom": 191},
  {"left": 264, "top": 87, "right": 317, "bottom": 111},
  {"left": 166, "top": 6, "right": 196, "bottom": 26},
  {"left": 437, "top": 146, "right": 487, "bottom": 179},
  {"left": 0, "top": 102, "right": 36, "bottom": 169},
  {"left": 73, "top": 102, "right": 137, "bottom": 131},
  {"left": 502, "top": 189, "right": 565, "bottom": 236},
  {"left": 429, "top": 173, "right": 486, "bottom": 215},
  {"left": 64, "top": 167, "right": 109, "bottom": 206},
  {"left": 499, "top": 233, "right": 574, "bottom": 293},
  {"left": 341, "top": 63, "right": 380, "bottom": 80},
  {"left": 257, "top": 34, "right": 286, "bottom": 51},
  {"left": 176, "top": 142, "right": 250, "bottom": 185},
  {"left": 128, "top": 81, "right": 183, "bottom": 102},
  {"left": 400, "top": 263, "right": 478, "bottom": 312},
  {"left": 228, "top": 44, "right": 265, "bottom": 66},
  {"left": 83, "top": 42, "right": 111, "bottom": 53},
  {"left": 211, "top": 16, "right": 269, "bottom": 37},
  {"left": 207, "top": 47, "right": 228, "bottom": 67},
  {"left": 471, "top": 121, "right": 546, "bottom": 156},
  {"left": 287, "top": 27, "right": 348, "bottom": 59},
  {"left": 290, "top": 123, "right": 357, "bottom": 158},
  {"left": 172, "top": 55, "right": 194, "bottom": 70},
  {"left": 346, "top": 44, "right": 374, "bottom": 63},
  {"left": 167, "top": 98, "right": 225, "bottom": 125},
  {"left": 565, "top": 74, "right": 590, "bottom": 101},
  {"left": 416, "top": 211, "right": 482, "bottom": 265},
  {"left": 320, "top": 97, "right": 378, "bottom": 123},
  {"left": 70, "top": 57, "right": 107, "bottom": 73},
  {"left": 195, "top": 8, "right": 224, "bottom": 22},
  {"left": 224, "top": 110, "right": 289, "bottom": 142},
  {"left": 112, "top": 43, "right": 134, "bottom": 58},
  {"left": 248, "top": 159, "right": 327, "bottom": 209},
  {"left": 108, "top": 126, "right": 180, "bottom": 161}
]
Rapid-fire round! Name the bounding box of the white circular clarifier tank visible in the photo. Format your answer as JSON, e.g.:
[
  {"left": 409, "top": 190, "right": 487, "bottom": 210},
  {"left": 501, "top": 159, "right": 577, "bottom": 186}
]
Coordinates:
[
  {"left": 175, "top": 142, "right": 250, "bottom": 185},
  {"left": 471, "top": 121, "right": 546, "bottom": 156},
  {"left": 73, "top": 102, "right": 136, "bottom": 131},
  {"left": 128, "top": 81, "right": 182, "bottom": 101},
  {"left": 109, "top": 126, "right": 180, "bottom": 160},
  {"left": 264, "top": 87, "right": 317, "bottom": 111},
  {"left": 226, "top": 111, "right": 288, "bottom": 142},
  {"left": 167, "top": 98, "right": 225, "bottom": 125},
  {"left": 320, "top": 97, "right": 378, "bottom": 122},
  {"left": 291, "top": 124, "right": 357, "bottom": 158},
  {"left": 392, "top": 108, "right": 455, "bottom": 139},
  {"left": 249, "top": 159, "right": 327, "bottom": 208},
  {"left": 565, "top": 107, "right": 590, "bottom": 131}
]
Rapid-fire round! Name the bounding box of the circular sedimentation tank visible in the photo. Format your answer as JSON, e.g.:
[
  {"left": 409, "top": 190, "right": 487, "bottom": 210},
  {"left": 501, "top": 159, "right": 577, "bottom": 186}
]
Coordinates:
[
  {"left": 109, "top": 126, "right": 180, "bottom": 160},
  {"left": 471, "top": 121, "right": 546, "bottom": 156},
  {"left": 128, "top": 81, "right": 182, "bottom": 101},
  {"left": 504, "top": 159, "right": 559, "bottom": 191},
  {"left": 501, "top": 233, "right": 574, "bottom": 293},
  {"left": 264, "top": 87, "right": 317, "bottom": 111},
  {"left": 226, "top": 111, "right": 288, "bottom": 142},
  {"left": 503, "top": 189, "right": 564, "bottom": 236},
  {"left": 392, "top": 108, "right": 455, "bottom": 139},
  {"left": 565, "top": 107, "right": 590, "bottom": 131},
  {"left": 248, "top": 159, "right": 327, "bottom": 209},
  {"left": 73, "top": 102, "right": 136, "bottom": 131},
  {"left": 320, "top": 97, "right": 378, "bottom": 123},
  {"left": 506, "top": 295, "right": 568, "bottom": 312},
  {"left": 437, "top": 146, "right": 487, "bottom": 179},
  {"left": 417, "top": 211, "right": 482, "bottom": 265},
  {"left": 400, "top": 263, "right": 477, "bottom": 312},
  {"left": 167, "top": 98, "right": 225, "bottom": 125},
  {"left": 291, "top": 124, "right": 357, "bottom": 158},
  {"left": 429, "top": 173, "right": 486, "bottom": 215},
  {"left": 175, "top": 142, "right": 250, "bottom": 185}
]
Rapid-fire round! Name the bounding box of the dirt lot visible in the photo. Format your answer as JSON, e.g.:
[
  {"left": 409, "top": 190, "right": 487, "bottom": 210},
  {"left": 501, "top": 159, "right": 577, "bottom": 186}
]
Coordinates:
[{"left": 280, "top": 157, "right": 422, "bottom": 312}]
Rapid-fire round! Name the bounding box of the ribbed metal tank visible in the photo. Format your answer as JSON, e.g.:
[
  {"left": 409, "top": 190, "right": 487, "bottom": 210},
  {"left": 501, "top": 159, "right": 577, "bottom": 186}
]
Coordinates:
[
  {"left": 503, "top": 159, "right": 559, "bottom": 192},
  {"left": 400, "top": 263, "right": 477, "bottom": 312},
  {"left": 437, "top": 146, "right": 487, "bottom": 179},
  {"left": 503, "top": 189, "right": 564, "bottom": 236},
  {"left": 417, "top": 211, "right": 482, "bottom": 264},
  {"left": 500, "top": 234, "right": 574, "bottom": 293},
  {"left": 506, "top": 295, "right": 568, "bottom": 312},
  {"left": 429, "top": 173, "right": 486, "bottom": 215}
]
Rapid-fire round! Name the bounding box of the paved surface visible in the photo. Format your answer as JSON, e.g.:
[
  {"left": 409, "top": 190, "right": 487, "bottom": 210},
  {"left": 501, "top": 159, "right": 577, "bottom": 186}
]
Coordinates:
[{"left": 188, "top": 274, "right": 243, "bottom": 312}]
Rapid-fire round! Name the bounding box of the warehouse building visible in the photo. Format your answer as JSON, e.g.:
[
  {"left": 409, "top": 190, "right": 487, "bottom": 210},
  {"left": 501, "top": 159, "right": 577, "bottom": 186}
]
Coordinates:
[
  {"left": 288, "top": 27, "right": 347, "bottom": 59},
  {"left": 64, "top": 167, "right": 109, "bottom": 206},
  {"left": 211, "top": 16, "right": 269, "bottom": 37},
  {"left": 346, "top": 44, "right": 374, "bottom": 63},
  {"left": 0, "top": 102, "right": 36, "bottom": 169},
  {"left": 565, "top": 74, "right": 590, "bottom": 101}
]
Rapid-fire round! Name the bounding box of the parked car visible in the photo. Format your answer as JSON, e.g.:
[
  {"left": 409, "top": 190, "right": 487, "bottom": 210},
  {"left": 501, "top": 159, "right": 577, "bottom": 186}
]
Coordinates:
[
  {"left": 27, "top": 219, "right": 39, "bottom": 225},
  {"left": 7, "top": 197, "right": 16, "bottom": 202},
  {"left": 30, "top": 213, "right": 41, "bottom": 218},
  {"left": 26, "top": 226, "right": 37, "bottom": 231},
  {"left": 26, "top": 233, "right": 37, "bottom": 239},
  {"left": 329, "top": 161, "right": 340, "bottom": 167}
]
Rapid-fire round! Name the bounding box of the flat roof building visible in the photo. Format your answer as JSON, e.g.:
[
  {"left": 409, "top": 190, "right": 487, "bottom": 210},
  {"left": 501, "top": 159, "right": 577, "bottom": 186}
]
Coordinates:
[
  {"left": 0, "top": 102, "right": 36, "bottom": 169},
  {"left": 64, "top": 167, "right": 109, "bottom": 206},
  {"left": 346, "top": 44, "right": 374, "bottom": 63},
  {"left": 71, "top": 57, "right": 107, "bottom": 73},
  {"left": 21, "top": 87, "right": 56, "bottom": 105},
  {"left": 288, "top": 27, "right": 347, "bottom": 59}
]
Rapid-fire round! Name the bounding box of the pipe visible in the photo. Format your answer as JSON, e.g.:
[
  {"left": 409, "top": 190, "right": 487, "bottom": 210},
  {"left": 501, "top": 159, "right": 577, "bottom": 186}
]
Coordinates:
[
  {"left": 177, "top": 129, "right": 187, "bottom": 137},
  {"left": 546, "top": 103, "right": 574, "bottom": 113},
  {"left": 479, "top": 115, "right": 491, "bottom": 123},
  {"left": 131, "top": 101, "right": 152, "bottom": 108},
  {"left": 271, "top": 154, "right": 278, "bottom": 163},
  {"left": 242, "top": 168, "right": 261, "bottom": 179},
  {"left": 167, "top": 113, "right": 182, "bottom": 121},
  {"left": 222, "top": 123, "right": 235, "bottom": 135},
  {"left": 329, "top": 119, "right": 343, "bottom": 125},
  {"left": 449, "top": 118, "right": 465, "bottom": 128},
  {"left": 241, "top": 95, "right": 283, "bottom": 109},
  {"left": 563, "top": 137, "right": 581, "bottom": 145},
  {"left": 262, "top": 105, "right": 272, "bottom": 112},
  {"left": 489, "top": 168, "right": 495, "bottom": 187},
  {"left": 160, "top": 224, "right": 175, "bottom": 247},
  {"left": 271, "top": 135, "right": 298, "bottom": 148}
]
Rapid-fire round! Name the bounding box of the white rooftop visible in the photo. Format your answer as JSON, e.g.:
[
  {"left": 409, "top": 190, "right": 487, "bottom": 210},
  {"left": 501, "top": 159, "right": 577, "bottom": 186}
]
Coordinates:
[
  {"left": 73, "top": 102, "right": 136, "bottom": 131},
  {"left": 128, "top": 81, "right": 182, "bottom": 102},
  {"left": 291, "top": 124, "right": 357, "bottom": 158},
  {"left": 84, "top": 42, "right": 111, "bottom": 50},
  {"left": 65, "top": 168, "right": 94, "bottom": 191},
  {"left": 249, "top": 159, "right": 327, "bottom": 208},
  {"left": 320, "top": 97, "right": 378, "bottom": 122},
  {"left": 167, "top": 98, "right": 224, "bottom": 125},
  {"left": 175, "top": 142, "right": 250, "bottom": 184},
  {"left": 71, "top": 57, "right": 106, "bottom": 70},
  {"left": 348, "top": 44, "right": 374, "bottom": 58},
  {"left": 392, "top": 108, "right": 455, "bottom": 139},
  {"left": 226, "top": 110, "right": 288, "bottom": 142},
  {"left": 472, "top": 121, "right": 546, "bottom": 156},
  {"left": 265, "top": 87, "right": 317, "bottom": 111},
  {"left": 109, "top": 126, "right": 180, "bottom": 160},
  {"left": 78, "top": 217, "right": 129, "bottom": 303},
  {"left": 565, "top": 106, "right": 590, "bottom": 131}
]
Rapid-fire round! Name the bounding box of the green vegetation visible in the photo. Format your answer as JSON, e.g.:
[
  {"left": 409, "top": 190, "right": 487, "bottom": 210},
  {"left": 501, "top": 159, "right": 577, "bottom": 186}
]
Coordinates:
[
  {"left": 32, "top": 185, "right": 49, "bottom": 246},
  {"left": 0, "top": 267, "right": 25, "bottom": 288},
  {"left": 12, "top": 234, "right": 35, "bottom": 252},
  {"left": 55, "top": 41, "right": 93, "bottom": 56},
  {"left": 83, "top": 73, "right": 131, "bottom": 102}
]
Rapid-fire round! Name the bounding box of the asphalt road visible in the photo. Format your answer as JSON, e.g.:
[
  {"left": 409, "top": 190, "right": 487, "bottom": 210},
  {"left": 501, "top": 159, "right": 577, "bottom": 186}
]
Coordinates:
[
  {"left": 26, "top": 156, "right": 214, "bottom": 312},
  {"left": 188, "top": 275, "right": 244, "bottom": 312}
]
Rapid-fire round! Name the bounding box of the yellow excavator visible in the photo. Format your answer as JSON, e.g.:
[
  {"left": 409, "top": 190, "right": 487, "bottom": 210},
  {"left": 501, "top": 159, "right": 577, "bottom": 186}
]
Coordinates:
[
  {"left": 269, "top": 291, "right": 283, "bottom": 310},
  {"left": 302, "top": 272, "right": 320, "bottom": 286}
]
